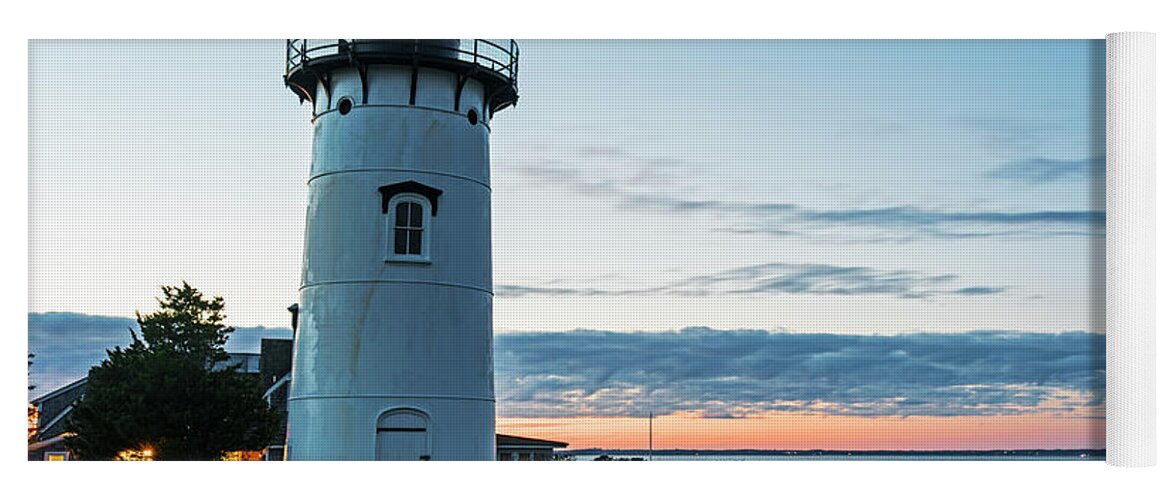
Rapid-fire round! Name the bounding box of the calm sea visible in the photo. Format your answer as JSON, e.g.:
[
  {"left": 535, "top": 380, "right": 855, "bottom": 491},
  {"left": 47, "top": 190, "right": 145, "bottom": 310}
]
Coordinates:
[{"left": 568, "top": 453, "right": 1102, "bottom": 461}]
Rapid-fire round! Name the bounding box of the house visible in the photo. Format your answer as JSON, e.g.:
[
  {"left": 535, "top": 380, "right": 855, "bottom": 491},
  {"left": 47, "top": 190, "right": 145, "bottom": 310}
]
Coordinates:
[{"left": 496, "top": 434, "right": 570, "bottom": 461}]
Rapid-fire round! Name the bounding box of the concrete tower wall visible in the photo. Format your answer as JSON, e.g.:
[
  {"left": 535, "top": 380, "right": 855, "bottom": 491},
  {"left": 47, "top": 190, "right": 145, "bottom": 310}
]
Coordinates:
[{"left": 286, "top": 62, "right": 496, "bottom": 460}]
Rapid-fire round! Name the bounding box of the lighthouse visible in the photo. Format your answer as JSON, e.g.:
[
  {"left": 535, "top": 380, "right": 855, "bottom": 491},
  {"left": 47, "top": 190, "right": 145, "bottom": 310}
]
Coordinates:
[{"left": 281, "top": 40, "right": 518, "bottom": 460}]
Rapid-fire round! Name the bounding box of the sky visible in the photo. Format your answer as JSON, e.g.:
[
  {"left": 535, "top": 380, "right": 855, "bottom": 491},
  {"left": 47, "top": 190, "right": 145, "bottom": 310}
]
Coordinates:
[{"left": 29, "top": 39, "right": 1105, "bottom": 450}]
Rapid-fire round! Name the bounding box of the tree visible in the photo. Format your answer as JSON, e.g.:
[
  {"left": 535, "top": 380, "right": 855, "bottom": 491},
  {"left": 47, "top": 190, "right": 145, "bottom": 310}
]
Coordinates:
[
  {"left": 66, "top": 282, "right": 280, "bottom": 460},
  {"left": 29, "top": 353, "right": 37, "bottom": 442}
]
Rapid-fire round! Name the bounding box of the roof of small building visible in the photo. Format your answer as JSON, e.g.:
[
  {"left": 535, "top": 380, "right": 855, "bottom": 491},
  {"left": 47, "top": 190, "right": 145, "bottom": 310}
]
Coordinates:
[
  {"left": 30, "top": 377, "right": 88, "bottom": 405},
  {"left": 495, "top": 434, "right": 569, "bottom": 449}
]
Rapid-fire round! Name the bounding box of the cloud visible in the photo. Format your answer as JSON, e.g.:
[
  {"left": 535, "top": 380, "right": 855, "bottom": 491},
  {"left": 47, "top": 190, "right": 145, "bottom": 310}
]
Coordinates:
[
  {"left": 987, "top": 156, "right": 1105, "bottom": 184},
  {"left": 795, "top": 207, "right": 1104, "bottom": 226},
  {"left": 28, "top": 312, "right": 290, "bottom": 398},
  {"left": 32, "top": 313, "right": 1103, "bottom": 420},
  {"left": 27, "top": 313, "right": 137, "bottom": 398},
  {"left": 496, "top": 328, "right": 1105, "bottom": 419},
  {"left": 952, "top": 287, "right": 1006, "bottom": 296},
  {"left": 668, "top": 203, "right": 1104, "bottom": 241},
  {"left": 495, "top": 284, "right": 613, "bottom": 297},
  {"left": 498, "top": 262, "right": 1003, "bottom": 299},
  {"left": 520, "top": 162, "right": 1104, "bottom": 242}
]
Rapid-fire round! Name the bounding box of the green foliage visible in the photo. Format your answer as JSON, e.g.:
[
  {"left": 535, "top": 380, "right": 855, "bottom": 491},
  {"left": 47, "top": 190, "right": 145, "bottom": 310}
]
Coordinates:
[
  {"left": 66, "top": 282, "right": 280, "bottom": 460},
  {"left": 136, "top": 282, "right": 232, "bottom": 364}
]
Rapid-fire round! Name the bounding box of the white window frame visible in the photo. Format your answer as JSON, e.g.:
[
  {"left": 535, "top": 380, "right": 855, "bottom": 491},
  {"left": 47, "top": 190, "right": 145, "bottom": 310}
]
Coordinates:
[{"left": 385, "top": 193, "right": 433, "bottom": 264}]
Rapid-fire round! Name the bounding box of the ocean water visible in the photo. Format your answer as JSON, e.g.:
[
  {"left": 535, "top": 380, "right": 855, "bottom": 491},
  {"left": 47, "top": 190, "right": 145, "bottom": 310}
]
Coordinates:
[{"left": 568, "top": 453, "right": 1103, "bottom": 461}]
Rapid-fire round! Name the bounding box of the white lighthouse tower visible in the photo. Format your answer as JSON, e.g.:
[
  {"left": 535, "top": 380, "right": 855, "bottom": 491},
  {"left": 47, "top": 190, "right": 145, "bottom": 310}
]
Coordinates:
[{"left": 281, "top": 40, "right": 518, "bottom": 460}]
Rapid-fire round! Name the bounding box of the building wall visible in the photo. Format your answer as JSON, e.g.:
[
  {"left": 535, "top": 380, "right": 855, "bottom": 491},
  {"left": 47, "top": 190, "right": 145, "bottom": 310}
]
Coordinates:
[
  {"left": 287, "top": 59, "right": 496, "bottom": 461},
  {"left": 260, "top": 339, "right": 293, "bottom": 388},
  {"left": 497, "top": 448, "right": 557, "bottom": 461}
]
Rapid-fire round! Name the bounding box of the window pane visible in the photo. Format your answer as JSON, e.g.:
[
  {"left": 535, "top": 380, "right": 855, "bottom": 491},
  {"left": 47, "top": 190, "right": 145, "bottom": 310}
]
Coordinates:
[
  {"left": 396, "top": 203, "right": 410, "bottom": 227},
  {"left": 394, "top": 229, "right": 408, "bottom": 254},
  {"left": 408, "top": 229, "right": 422, "bottom": 254},
  {"left": 409, "top": 202, "right": 423, "bottom": 227}
]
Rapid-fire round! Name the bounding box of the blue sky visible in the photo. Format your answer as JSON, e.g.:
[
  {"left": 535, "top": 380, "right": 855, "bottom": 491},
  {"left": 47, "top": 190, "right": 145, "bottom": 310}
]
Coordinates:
[
  {"left": 496, "top": 40, "right": 1104, "bottom": 334},
  {"left": 29, "top": 40, "right": 1105, "bottom": 431},
  {"left": 30, "top": 40, "right": 1104, "bottom": 333}
]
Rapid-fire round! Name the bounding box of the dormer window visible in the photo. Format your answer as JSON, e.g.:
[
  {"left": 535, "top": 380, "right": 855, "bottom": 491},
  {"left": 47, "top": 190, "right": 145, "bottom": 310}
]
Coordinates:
[{"left": 379, "top": 181, "right": 442, "bottom": 264}]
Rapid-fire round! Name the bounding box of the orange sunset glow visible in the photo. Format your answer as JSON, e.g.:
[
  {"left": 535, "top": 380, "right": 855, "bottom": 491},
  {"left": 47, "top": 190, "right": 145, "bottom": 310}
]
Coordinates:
[{"left": 498, "top": 412, "right": 1105, "bottom": 451}]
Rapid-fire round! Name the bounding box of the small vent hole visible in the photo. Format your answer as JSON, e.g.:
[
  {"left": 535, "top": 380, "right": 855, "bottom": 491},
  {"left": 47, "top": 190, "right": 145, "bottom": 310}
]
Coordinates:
[
  {"left": 467, "top": 108, "right": 479, "bottom": 126},
  {"left": 338, "top": 97, "right": 353, "bottom": 116}
]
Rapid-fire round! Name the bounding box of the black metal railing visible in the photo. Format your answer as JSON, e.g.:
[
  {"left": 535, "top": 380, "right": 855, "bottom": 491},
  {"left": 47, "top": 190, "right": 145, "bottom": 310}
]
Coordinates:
[{"left": 285, "top": 39, "right": 518, "bottom": 87}]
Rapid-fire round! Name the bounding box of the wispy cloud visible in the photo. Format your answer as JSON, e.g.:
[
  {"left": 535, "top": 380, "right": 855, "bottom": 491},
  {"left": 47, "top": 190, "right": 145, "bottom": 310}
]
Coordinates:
[
  {"left": 499, "top": 262, "right": 1004, "bottom": 299},
  {"left": 496, "top": 285, "right": 615, "bottom": 297},
  {"left": 987, "top": 156, "right": 1105, "bottom": 184},
  {"left": 496, "top": 328, "right": 1105, "bottom": 419},
  {"left": 794, "top": 207, "right": 1104, "bottom": 226},
  {"left": 730, "top": 206, "right": 1104, "bottom": 242},
  {"left": 520, "top": 162, "right": 1105, "bottom": 242},
  {"left": 952, "top": 287, "right": 1006, "bottom": 296}
]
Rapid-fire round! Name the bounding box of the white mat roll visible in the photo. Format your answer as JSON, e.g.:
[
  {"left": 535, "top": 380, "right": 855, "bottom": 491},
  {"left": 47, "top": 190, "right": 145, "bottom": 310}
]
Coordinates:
[{"left": 1106, "top": 31, "right": 1156, "bottom": 467}]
